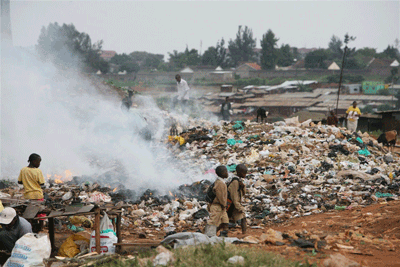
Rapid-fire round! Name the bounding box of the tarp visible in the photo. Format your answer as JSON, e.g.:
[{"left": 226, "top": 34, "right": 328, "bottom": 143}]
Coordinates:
[{"left": 160, "top": 232, "right": 240, "bottom": 249}]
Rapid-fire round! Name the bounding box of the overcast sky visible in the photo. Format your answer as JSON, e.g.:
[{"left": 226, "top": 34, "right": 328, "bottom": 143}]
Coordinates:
[{"left": 10, "top": 0, "right": 400, "bottom": 60}]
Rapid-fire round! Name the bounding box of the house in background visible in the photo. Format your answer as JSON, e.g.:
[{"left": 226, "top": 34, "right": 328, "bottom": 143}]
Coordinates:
[
  {"left": 209, "top": 66, "right": 234, "bottom": 82},
  {"left": 236, "top": 63, "right": 261, "bottom": 78},
  {"left": 362, "top": 81, "right": 385, "bottom": 94},
  {"left": 328, "top": 62, "right": 340, "bottom": 72},
  {"left": 342, "top": 84, "right": 362, "bottom": 94},
  {"left": 100, "top": 50, "right": 116, "bottom": 62}
]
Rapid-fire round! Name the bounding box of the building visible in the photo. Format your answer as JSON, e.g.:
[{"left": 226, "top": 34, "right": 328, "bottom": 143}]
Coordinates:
[
  {"left": 100, "top": 50, "right": 116, "bottom": 62},
  {"left": 375, "top": 110, "right": 400, "bottom": 132},
  {"left": 362, "top": 81, "right": 385, "bottom": 94},
  {"left": 236, "top": 63, "right": 261, "bottom": 78},
  {"left": 209, "top": 67, "right": 234, "bottom": 82},
  {"left": 342, "top": 84, "right": 362, "bottom": 94}
]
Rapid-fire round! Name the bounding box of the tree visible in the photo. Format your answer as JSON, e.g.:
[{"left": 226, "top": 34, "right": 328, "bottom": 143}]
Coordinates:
[
  {"left": 292, "top": 47, "right": 300, "bottom": 60},
  {"left": 328, "top": 35, "right": 343, "bottom": 59},
  {"left": 356, "top": 47, "right": 377, "bottom": 57},
  {"left": 215, "top": 38, "right": 227, "bottom": 68},
  {"left": 379, "top": 45, "right": 400, "bottom": 60},
  {"left": 168, "top": 47, "right": 201, "bottom": 69},
  {"left": 36, "top": 22, "right": 109, "bottom": 72},
  {"left": 110, "top": 53, "right": 140, "bottom": 74},
  {"left": 228, "top": 26, "right": 257, "bottom": 67},
  {"left": 260, "top": 29, "right": 279, "bottom": 70},
  {"left": 129, "top": 51, "right": 164, "bottom": 69},
  {"left": 201, "top": 46, "right": 217, "bottom": 66},
  {"left": 277, "top": 44, "right": 294, "bottom": 67},
  {"left": 305, "top": 49, "right": 329, "bottom": 69}
]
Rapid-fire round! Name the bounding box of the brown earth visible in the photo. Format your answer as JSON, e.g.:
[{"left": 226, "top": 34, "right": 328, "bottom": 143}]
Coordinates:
[{"left": 51, "top": 200, "right": 400, "bottom": 266}]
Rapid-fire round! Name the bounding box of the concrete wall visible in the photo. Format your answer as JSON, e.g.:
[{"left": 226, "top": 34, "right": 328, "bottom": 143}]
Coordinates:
[{"left": 100, "top": 67, "right": 391, "bottom": 85}]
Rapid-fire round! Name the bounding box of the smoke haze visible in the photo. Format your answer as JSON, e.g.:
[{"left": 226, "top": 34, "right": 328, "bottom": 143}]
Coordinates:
[{"left": 1, "top": 48, "right": 216, "bottom": 195}]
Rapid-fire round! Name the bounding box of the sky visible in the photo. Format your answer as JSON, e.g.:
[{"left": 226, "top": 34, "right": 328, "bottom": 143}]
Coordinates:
[{"left": 10, "top": 0, "right": 400, "bottom": 60}]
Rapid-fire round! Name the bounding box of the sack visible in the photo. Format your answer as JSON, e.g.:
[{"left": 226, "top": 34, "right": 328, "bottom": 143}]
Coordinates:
[
  {"left": 89, "top": 230, "right": 118, "bottom": 254},
  {"left": 4, "top": 233, "right": 51, "bottom": 267},
  {"left": 90, "top": 212, "right": 117, "bottom": 254},
  {"left": 58, "top": 234, "right": 89, "bottom": 258},
  {"left": 205, "top": 183, "right": 216, "bottom": 203}
]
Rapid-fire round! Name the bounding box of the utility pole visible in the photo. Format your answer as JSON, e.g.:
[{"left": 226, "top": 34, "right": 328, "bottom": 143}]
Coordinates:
[
  {"left": 336, "top": 33, "right": 356, "bottom": 115},
  {"left": 336, "top": 46, "right": 347, "bottom": 115}
]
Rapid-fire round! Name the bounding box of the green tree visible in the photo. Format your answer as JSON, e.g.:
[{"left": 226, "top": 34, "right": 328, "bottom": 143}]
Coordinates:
[
  {"left": 228, "top": 26, "right": 257, "bottom": 67},
  {"left": 201, "top": 46, "right": 217, "bottom": 66},
  {"left": 305, "top": 49, "right": 329, "bottom": 69},
  {"left": 184, "top": 47, "right": 201, "bottom": 66},
  {"left": 379, "top": 45, "right": 400, "bottom": 60},
  {"left": 110, "top": 53, "right": 140, "bottom": 74},
  {"left": 129, "top": 51, "right": 164, "bottom": 69},
  {"left": 356, "top": 47, "right": 377, "bottom": 57},
  {"left": 36, "top": 22, "right": 109, "bottom": 72},
  {"left": 168, "top": 47, "right": 201, "bottom": 69},
  {"left": 216, "top": 38, "right": 227, "bottom": 67},
  {"left": 277, "top": 44, "right": 294, "bottom": 67},
  {"left": 328, "top": 35, "right": 343, "bottom": 59},
  {"left": 292, "top": 47, "right": 300, "bottom": 60},
  {"left": 260, "top": 29, "right": 279, "bottom": 70}
]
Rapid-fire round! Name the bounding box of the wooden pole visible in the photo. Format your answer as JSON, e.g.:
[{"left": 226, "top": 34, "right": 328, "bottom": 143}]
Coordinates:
[
  {"left": 336, "top": 46, "right": 348, "bottom": 115},
  {"left": 95, "top": 208, "right": 101, "bottom": 254},
  {"left": 48, "top": 218, "right": 55, "bottom": 254},
  {"left": 116, "top": 213, "right": 122, "bottom": 253}
]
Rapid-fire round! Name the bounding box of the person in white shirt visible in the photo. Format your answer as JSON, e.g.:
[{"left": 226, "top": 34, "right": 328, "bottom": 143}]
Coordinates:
[{"left": 175, "top": 74, "right": 190, "bottom": 107}]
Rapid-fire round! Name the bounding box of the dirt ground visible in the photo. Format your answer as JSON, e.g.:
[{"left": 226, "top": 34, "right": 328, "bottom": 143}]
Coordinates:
[
  {"left": 105, "top": 200, "right": 400, "bottom": 267},
  {"left": 50, "top": 200, "right": 400, "bottom": 266}
]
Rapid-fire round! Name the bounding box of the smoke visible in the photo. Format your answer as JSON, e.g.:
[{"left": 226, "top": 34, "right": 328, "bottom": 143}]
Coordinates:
[{"left": 1, "top": 47, "right": 218, "bottom": 196}]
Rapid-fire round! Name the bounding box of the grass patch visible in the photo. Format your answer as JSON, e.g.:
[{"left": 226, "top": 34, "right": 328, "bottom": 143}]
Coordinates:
[
  {"left": 369, "top": 130, "right": 382, "bottom": 138},
  {"left": 95, "top": 243, "right": 304, "bottom": 267}
]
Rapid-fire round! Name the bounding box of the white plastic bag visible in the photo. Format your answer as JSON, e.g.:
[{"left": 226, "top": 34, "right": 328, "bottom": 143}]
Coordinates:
[
  {"left": 100, "top": 212, "right": 114, "bottom": 232},
  {"left": 4, "top": 233, "right": 51, "bottom": 267},
  {"left": 89, "top": 212, "right": 117, "bottom": 254},
  {"left": 89, "top": 230, "right": 118, "bottom": 254}
]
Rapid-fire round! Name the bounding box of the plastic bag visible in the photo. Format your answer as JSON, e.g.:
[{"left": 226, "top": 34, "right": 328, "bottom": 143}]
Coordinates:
[
  {"left": 58, "top": 234, "right": 89, "bottom": 258},
  {"left": 358, "top": 148, "right": 371, "bottom": 156},
  {"left": 89, "top": 212, "right": 117, "bottom": 254},
  {"left": 284, "top": 116, "right": 299, "bottom": 126},
  {"left": 69, "top": 216, "right": 93, "bottom": 228},
  {"left": 89, "top": 231, "right": 118, "bottom": 254},
  {"left": 5, "top": 233, "right": 51, "bottom": 267},
  {"left": 100, "top": 212, "right": 114, "bottom": 232}
]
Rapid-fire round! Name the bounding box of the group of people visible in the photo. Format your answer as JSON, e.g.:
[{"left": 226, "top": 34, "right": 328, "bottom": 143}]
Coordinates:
[
  {"left": 0, "top": 153, "right": 44, "bottom": 253},
  {"left": 206, "top": 164, "right": 247, "bottom": 236},
  {"left": 327, "top": 101, "right": 361, "bottom": 132}
]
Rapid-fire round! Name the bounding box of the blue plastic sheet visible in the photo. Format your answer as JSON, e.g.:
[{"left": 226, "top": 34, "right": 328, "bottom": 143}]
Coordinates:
[
  {"left": 358, "top": 148, "right": 371, "bottom": 156},
  {"left": 227, "top": 139, "right": 243, "bottom": 146}
]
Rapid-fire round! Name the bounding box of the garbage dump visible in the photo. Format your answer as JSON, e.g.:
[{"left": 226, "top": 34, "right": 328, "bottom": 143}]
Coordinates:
[{"left": 1, "top": 113, "right": 399, "bottom": 265}]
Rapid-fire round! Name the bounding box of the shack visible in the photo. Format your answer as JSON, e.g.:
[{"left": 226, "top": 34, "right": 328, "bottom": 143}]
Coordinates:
[{"left": 375, "top": 110, "right": 400, "bottom": 132}]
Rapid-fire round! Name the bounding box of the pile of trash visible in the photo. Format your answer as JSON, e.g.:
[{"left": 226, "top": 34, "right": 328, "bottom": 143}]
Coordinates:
[
  {"left": 2, "top": 115, "right": 400, "bottom": 249},
  {"left": 160, "top": 116, "right": 400, "bottom": 229}
]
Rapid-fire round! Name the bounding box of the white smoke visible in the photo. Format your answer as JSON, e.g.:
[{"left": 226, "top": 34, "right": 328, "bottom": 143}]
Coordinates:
[{"left": 1, "top": 47, "right": 217, "bottom": 196}]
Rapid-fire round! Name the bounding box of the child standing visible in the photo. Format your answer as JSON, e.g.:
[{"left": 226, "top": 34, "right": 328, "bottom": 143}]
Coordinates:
[
  {"left": 227, "top": 164, "right": 247, "bottom": 234},
  {"left": 207, "top": 166, "right": 229, "bottom": 237},
  {"left": 18, "top": 154, "right": 45, "bottom": 200}
]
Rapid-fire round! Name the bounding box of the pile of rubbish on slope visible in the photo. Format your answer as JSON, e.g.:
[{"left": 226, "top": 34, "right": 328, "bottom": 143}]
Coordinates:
[{"left": 2, "top": 115, "right": 400, "bottom": 243}]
